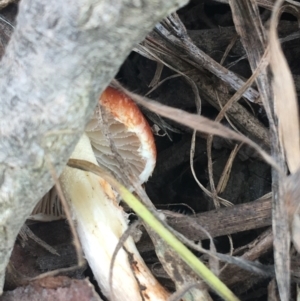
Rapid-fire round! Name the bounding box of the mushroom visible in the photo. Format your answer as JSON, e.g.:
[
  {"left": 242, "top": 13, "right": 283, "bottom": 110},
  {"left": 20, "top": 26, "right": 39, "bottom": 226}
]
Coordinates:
[
  {"left": 30, "top": 87, "right": 169, "bottom": 301},
  {"left": 86, "top": 86, "right": 156, "bottom": 185},
  {"left": 30, "top": 187, "right": 64, "bottom": 221}
]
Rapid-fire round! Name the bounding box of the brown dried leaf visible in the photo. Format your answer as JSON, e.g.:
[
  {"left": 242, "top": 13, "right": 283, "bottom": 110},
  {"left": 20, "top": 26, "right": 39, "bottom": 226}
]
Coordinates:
[
  {"left": 153, "top": 234, "right": 213, "bottom": 301},
  {"left": 269, "top": 2, "right": 300, "bottom": 174},
  {"left": 0, "top": 277, "right": 102, "bottom": 301}
]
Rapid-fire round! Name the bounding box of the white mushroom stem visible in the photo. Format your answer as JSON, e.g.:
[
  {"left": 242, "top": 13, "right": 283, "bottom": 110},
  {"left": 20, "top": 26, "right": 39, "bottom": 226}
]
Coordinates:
[{"left": 60, "top": 133, "right": 169, "bottom": 301}]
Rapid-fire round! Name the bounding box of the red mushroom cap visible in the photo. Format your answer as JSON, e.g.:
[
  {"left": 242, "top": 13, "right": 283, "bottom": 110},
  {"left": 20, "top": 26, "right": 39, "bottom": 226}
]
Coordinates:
[{"left": 86, "top": 86, "right": 156, "bottom": 184}]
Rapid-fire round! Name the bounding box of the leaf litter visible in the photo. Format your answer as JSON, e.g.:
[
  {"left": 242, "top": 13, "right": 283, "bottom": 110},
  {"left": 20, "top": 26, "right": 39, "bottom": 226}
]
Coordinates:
[{"left": 2, "top": 0, "right": 300, "bottom": 300}]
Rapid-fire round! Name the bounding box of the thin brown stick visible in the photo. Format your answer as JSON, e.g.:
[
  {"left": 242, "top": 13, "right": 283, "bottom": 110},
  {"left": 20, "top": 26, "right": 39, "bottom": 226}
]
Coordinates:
[
  {"left": 45, "top": 157, "right": 85, "bottom": 267},
  {"left": 166, "top": 195, "right": 272, "bottom": 240}
]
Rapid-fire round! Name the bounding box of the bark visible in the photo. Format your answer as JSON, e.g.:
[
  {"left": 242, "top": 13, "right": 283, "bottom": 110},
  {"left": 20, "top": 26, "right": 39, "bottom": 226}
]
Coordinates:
[{"left": 0, "top": 0, "right": 188, "bottom": 293}]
